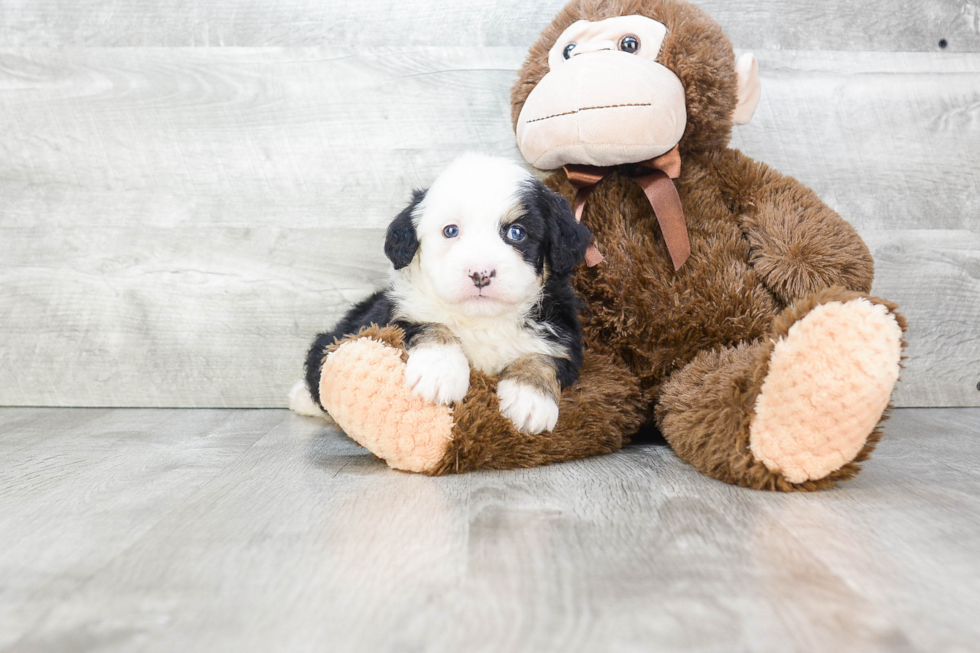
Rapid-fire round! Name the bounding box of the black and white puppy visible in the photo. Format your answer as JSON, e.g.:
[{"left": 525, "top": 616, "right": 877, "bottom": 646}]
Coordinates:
[{"left": 294, "top": 153, "right": 592, "bottom": 434}]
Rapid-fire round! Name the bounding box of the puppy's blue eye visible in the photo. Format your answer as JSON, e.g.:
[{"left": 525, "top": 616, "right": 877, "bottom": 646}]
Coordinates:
[
  {"left": 506, "top": 224, "right": 526, "bottom": 242},
  {"left": 443, "top": 225, "right": 459, "bottom": 238},
  {"left": 562, "top": 43, "right": 576, "bottom": 60}
]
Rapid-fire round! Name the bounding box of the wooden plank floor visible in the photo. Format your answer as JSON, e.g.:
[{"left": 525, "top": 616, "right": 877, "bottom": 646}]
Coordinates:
[{"left": 1, "top": 408, "right": 978, "bottom": 652}]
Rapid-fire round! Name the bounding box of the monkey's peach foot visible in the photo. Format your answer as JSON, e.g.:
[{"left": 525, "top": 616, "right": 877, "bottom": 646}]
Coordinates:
[
  {"left": 320, "top": 337, "right": 454, "bottom": 473},
  {"left": 749, "top": 298, "right": 904, "bottom": 484}
]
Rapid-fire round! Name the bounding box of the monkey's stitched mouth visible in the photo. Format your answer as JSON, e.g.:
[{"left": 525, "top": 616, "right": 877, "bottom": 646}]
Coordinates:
[{"left": 525, "top": 102, "right": 653, "bottom": 124}]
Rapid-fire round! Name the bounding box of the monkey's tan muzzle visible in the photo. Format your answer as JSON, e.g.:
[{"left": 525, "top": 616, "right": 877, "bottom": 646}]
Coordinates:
[{"left": 516, "top": 51, "right": 687, "bottom": 170}]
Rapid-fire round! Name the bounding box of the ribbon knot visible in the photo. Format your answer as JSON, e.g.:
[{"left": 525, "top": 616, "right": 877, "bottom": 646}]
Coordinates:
[{"left": 564, "top": 145, "right": 690, "bottom": 271}]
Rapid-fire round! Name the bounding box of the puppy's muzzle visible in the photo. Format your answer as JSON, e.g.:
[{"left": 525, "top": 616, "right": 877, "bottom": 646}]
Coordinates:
[{"left": 469, "top": 269, "right": 496, "bottom": 288}]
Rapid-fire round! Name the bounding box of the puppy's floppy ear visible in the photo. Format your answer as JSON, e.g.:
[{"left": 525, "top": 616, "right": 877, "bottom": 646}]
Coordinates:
[
  {"left": 384, "top": 189, "right": 425, "bottom": 270},
  {"left": 528, "top": 180, "right": 592, "bottom": 276}
]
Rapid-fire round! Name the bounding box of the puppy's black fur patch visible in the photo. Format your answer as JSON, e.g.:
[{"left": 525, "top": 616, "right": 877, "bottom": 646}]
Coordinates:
[
  {"left": 383, "top": 190, "right": 424, "bottom": 270},
  {"left": 304, "top": 182, "right": 592, "bottom": 409},
  {"left": 514, "top": 178, "right": 593, "bottom": 276}
]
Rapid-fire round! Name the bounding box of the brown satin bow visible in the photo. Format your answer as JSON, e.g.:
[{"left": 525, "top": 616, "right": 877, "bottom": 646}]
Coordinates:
[{"left": 564, "top": 145, "right": 690, "bottom": 271}]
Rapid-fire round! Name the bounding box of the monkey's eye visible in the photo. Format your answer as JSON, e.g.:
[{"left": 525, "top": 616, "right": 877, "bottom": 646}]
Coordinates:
[
  {"left": 443, "top": 225, "right": 459, "bottom": 238},
  {"left": 506, "top": 224, "right": 526, "bottom": 242},
  {"left": 562, "top": 43, "right": 576, "bottom": 60},
  {"left": 619, "top": 35, "right": 640, "bottom": 54}
]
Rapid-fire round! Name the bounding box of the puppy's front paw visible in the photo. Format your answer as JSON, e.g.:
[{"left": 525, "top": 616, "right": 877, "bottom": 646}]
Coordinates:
[
  {"left": 405, "top": 345, "right": 470, "bottom": 405},
  {"left": 497, "top": 379, "right": 559, "bottom": 434}
]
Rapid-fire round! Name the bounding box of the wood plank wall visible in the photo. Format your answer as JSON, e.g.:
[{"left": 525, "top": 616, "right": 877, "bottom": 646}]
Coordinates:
[{"left": 1, "top": 1, "right": 978, "bottom": 407}]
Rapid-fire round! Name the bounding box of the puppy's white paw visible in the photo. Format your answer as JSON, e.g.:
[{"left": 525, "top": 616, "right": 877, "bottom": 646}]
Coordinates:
[
  {"left": 405, "top": 345, "right": 471, "bottom": 405},
  {"left": 497, "top": 379, "right": 559, "bottom": 434}
]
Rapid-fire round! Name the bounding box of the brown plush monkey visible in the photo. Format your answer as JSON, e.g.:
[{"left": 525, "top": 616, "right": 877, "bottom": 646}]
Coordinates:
[{"left": 310, "top": 0, "right": 907, "bottom": 491}]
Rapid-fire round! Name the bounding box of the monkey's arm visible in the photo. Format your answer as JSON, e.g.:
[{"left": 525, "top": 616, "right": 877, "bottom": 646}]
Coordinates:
[{"left": 715, "top": 148, "right": 875, "bottom": 304}]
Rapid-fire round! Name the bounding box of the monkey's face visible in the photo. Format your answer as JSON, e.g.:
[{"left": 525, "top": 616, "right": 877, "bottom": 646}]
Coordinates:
[
  {"left": 516, "top": 15, "right": 687, "bottom": 169},
  {"left": 512, "top": 2, "right": 761, "bottom": 170}
]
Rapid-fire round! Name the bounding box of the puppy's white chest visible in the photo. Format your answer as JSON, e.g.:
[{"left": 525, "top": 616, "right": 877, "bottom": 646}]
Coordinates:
[{"left": 454, "top": 319, "right": 556, "bottom": 375}]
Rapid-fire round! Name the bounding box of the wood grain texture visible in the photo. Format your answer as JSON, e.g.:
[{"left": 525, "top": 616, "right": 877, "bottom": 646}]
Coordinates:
[
  {"left": 0, "top": 47, "right": 523, "bottom": 228},
  {"left": 0, "top": 47, "right": 977, "bottom": 407},
  {"left": 0, "top": 408, "right": 282, "bottom": 650},
  {"left": 1, "top": 407, "right": 978, "bottom": 651},
  {"left": 1, "top": 0, "right": 978, "bottom": 51}
]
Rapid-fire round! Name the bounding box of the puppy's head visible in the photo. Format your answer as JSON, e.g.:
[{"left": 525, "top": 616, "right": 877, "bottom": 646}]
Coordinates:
[{"left": 385, "top": 153, "right": 591, "bottom": 317}]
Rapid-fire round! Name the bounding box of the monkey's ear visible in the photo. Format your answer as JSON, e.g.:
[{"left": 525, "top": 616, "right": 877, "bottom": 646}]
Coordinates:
[
  {"left": 733, "top": 53, "right": 761, "bottom": 125},
  {"left": 384, "top": 190, "right": 424, "bottom": 270}
]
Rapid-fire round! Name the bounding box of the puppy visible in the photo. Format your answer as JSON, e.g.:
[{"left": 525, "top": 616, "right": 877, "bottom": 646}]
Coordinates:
[{"left": 296, "top": 153, "right": 592, "bottom": 434}]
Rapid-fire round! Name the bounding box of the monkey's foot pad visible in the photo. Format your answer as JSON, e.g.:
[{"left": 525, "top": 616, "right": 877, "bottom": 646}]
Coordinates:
[
  {"left": 750, "top": 298, "right": 904, "bottom": 484},
  {"left": 320, "top": 337, "right": 453, "bottom": 473}
]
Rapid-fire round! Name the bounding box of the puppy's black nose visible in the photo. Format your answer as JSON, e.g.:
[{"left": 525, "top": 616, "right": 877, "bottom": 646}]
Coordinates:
[{"left": 469, "top": 270, "right": 495, "bottom": 288}]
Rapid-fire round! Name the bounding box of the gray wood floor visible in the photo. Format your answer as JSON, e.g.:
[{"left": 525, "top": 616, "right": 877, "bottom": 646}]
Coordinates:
[{"left": 1, "top": 407, "right": 978, "bottom": 652}]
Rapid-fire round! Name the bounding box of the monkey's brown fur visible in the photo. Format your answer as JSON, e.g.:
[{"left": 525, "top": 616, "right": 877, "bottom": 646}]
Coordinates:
[{"left": 324, "top": 0, "right": 906, "bottom": 490}]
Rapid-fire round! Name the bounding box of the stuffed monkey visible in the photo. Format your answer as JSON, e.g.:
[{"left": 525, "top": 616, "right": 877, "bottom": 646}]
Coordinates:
[{"left": 304, "top": 0, "right": 906, "bottom": 491}]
